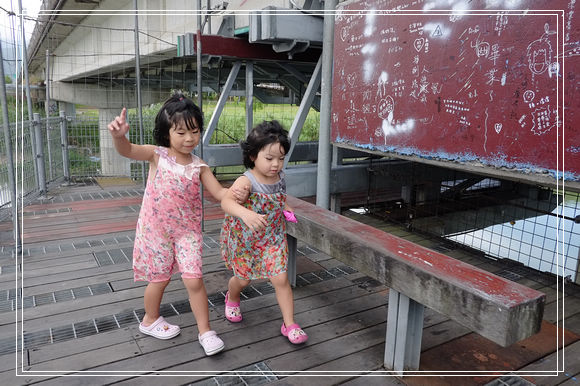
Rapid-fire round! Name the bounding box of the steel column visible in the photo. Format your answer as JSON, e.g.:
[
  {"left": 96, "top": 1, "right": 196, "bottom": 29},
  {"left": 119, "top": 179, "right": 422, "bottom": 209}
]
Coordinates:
[
  {"left": 0, "top": 42, "right": 20, "bottom": 252},
  {"left": 315, "top": 0, "right": 337, "bottom": 209},
  {"left": 134, "top": 0, "right": 146, "bottom": 184},
  {"left": 287, "top": 234, "right": 297, "bottom": 287},
  {"left": 45, "top": 50, "right": 53, "bottom": 180},
  {"left": 284, "top": 56, "right": 322, "bottom": 168},
  {"left": 59, "top": 111, "right": 70, "bottom": 182},
  {"left": 18, "top": 0, "right": 38, "bottom": 188},
  {"left": 33, "top": 113, "right": 46, "bottom": 194},
  {"left": 245, "top": 61, "right": 254, "bottom": 136},
  {"left": 385, "top": 289, "right": 425, "bottom": 373},
  {"left": 203, "top": 62, "right": 242, "bottom": 146}
]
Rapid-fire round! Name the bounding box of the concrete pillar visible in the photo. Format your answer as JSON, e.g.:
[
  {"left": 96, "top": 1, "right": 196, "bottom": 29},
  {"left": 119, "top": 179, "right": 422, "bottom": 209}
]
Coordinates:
[
  {"left": 58, "top": 101, "right": 76, "bottom": 117},
  {"left": 99, "top": 108, "right": 131, "bottom": 176}
]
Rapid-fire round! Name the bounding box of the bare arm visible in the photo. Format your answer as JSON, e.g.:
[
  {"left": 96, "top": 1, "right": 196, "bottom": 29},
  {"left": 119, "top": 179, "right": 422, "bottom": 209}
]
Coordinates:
[
  {"left": 107, "top": 107, "right": 155, "bottom": 162},
  {"left": 200, "top": 166, "right": 228, "bottom": 201},
  {"left": 200, "top": 167, "right": 250, "bottom": 203},
  {"left": 221, "top": 176, "right": 267, "bottom": 231}
]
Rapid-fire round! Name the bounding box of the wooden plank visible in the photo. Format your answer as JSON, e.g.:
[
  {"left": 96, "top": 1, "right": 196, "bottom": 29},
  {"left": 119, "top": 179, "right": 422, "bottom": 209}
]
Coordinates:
[
  {"left": 268, "top": 345, "right": 403, "bottom": 386},
  {"left": 515, "top": 340, "right": 580, "bottom": 386},
  {"left": 420, "top": 319, "right": 471, "bottom": 352},
  {"left": 0, "top": 262, "right": 132, "bottom": 290},
  {"left": 23, "top": 197, "right": 143, "bottom": 212},
  {"left": 286, "top": 195, "right": 546, "bottom": 347},
  {"left": 341, "top": 374, "right": 406, "bottom": 386},
  {"left": 544, "top": 295, "right": 580, "bottom": 323},
  {"left": 28, "top": 327, "right": 137, "bottom": 366},
  {"left": 26, "top": 285, "right": 387, "bottom": 385},
  {"left": 103, "top": 295, "right": 389, "bottom": 385}
]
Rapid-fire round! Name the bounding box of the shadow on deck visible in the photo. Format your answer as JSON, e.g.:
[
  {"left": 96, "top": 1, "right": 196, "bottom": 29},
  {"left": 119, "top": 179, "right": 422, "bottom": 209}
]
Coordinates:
[{"left": 0, "top": 179, "right": 579, "bottom": 386}]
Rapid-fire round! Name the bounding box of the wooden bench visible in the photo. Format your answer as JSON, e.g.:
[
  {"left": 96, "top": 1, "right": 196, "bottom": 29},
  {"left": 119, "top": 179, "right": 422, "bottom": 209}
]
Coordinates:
[{"left": 284, "top": 196, "right": 546, "bottom": 373}]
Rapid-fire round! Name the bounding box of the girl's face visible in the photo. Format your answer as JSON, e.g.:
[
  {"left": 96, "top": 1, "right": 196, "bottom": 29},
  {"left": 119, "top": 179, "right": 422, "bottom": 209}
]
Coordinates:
[
  {"left": 251, "top": 142, "right": 286, "bottom": 181},
  {"left": 168, "top": 119, "right": 200, "bottom": 160}
]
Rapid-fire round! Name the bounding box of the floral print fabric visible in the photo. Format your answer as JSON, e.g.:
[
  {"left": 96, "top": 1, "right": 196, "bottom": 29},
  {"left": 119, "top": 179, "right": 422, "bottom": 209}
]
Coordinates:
[
  {"left": 221, "top": 189, "right": 288, "bottom": 280},
  {"left": 133, "top": 147, "right": 206, "bottom": 282}
]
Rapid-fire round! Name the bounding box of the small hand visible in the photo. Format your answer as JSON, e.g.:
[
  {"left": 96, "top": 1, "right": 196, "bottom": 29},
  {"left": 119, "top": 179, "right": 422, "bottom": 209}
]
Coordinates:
[
  {"left": 107, "top": 107, "right": 130, "bottom": 138},
  {"left": 231, "top": 185, "right": 250, "bottom": 204},
  {"left": 241, "top": 211, "right": 267, "bottom": 232}
]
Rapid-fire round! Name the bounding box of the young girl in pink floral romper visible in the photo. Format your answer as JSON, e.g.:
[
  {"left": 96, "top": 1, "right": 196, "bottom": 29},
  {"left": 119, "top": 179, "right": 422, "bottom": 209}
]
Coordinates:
[
  {"left": 220, "top": 121, "right": 308, "bottom": 344},
  {"left": 108, "top": 93, "right": 235, "bottom": 356}
]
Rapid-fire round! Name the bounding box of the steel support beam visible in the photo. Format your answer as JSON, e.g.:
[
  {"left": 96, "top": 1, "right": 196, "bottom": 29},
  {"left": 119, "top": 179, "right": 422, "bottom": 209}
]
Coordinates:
[
  {"left": 203, "top": 61, "right": 242, "bottom": 146},
  {"left": 316, "top": 0, "right": 337, "bottom": 209},
  {"left": 385, "top": 289, "right": 425, "bottom": 373},
  {"left": 285, "top": 56, "right": 322, "bottom": 168},
  {"left": 246, "top": 61, "right": 254, "bottom": 135}
]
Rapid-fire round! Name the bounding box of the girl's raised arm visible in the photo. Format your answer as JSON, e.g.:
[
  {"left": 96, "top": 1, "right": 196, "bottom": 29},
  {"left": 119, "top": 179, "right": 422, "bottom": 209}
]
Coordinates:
[{"left": 108, "top": 107, "right": 155, "bottom": 162}]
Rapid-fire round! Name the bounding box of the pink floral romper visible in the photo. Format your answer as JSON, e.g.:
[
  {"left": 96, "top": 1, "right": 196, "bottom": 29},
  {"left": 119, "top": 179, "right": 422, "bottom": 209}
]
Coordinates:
[
  {"left": 221, "top": 170, "right": 288, "bottom": 280},
  {"left": 133, "top": 147, "right": 206, "bottom": 282}
]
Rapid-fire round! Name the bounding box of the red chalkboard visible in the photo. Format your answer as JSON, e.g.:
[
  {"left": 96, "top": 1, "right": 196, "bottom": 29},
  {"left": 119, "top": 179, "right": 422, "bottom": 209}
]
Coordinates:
[{"left": 331, "top": 0, "right": 579, "bottom": 182}]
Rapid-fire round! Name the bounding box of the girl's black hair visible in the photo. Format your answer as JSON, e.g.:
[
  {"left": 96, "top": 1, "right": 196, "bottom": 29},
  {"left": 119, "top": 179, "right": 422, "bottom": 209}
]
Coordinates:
[
  {"left": 241, "top": 120, "right": 291, "bottom": 169},
  {"left": 153, "top": 92, "right": 204, "bottom": 147}
]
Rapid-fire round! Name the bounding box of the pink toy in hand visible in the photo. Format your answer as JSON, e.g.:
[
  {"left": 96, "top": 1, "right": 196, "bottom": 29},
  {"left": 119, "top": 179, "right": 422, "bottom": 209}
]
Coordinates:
[{"left": 283, "top": 210, "right": 297, "bottom": 223}]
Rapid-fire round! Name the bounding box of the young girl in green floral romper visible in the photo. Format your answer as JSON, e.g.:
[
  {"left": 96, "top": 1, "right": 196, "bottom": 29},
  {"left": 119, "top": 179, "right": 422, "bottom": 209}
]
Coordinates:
[{"left": 220, "top": 121, "right": 308, "bottom": 344}]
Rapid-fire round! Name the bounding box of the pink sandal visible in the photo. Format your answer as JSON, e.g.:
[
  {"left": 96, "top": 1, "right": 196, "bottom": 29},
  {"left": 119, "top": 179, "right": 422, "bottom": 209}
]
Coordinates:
[
  {"left": 281, "top": 323, "right": 308, "bottom": 344},
  {"left": 225, "top": 291, "right": 242, "bottom": 323}
]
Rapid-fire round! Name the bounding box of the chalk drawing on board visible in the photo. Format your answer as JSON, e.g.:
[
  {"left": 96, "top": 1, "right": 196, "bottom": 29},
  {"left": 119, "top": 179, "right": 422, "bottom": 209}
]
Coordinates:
[
  {"left": 548, "top": 62, "right": 560, "bottom": 78},
  {"left": 484, "top": 107, "right": 489, "bottom": 152},
  {"left": 523, "top": 90, "right": 535, "bottom": 103},
  {"left": 526, "top": 23, "right": 555, "bottom": 76},
  {"left": 485, "top": 68, "right": 501, "bottom": 85},
  {"left": 414, "top": 38, "right": 425, "bottom": 52},
  {"left": 377, "top": 96, "right": 395, "bottom": 120},
  {"left": 519, "top": 114, "right": 527, "bottom": 129},
  {"left": 340, "top": 27, "right": 350, "bottom": 42},
  {"left": 531, "top": 106, "right": 555, "bottom": 135},
  {"left": 495, "top": 123, "right": 503, "bottom": 134},
  {"left": 472, "top": 38, "right": 490, "bottom": 58},
  {"left": 376, "top": 72, "right": 388, "bottom": 99},
  {"left": 347, "top": 73, "right": 357, "bottom": 88},
  {"left": 560, "top": 43, "right": 580, "bottom": 58},
  {"left": 346, "top": 99, "right": 359, "bottom": 114},
  {"left": 431, "top": 25, "right": 443, "bottom": 38}
]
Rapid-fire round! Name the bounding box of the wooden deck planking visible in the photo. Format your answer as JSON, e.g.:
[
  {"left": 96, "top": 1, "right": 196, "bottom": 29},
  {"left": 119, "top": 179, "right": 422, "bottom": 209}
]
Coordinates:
[{"left": 0, "top": 182, "right": 578, "bottom": 385}]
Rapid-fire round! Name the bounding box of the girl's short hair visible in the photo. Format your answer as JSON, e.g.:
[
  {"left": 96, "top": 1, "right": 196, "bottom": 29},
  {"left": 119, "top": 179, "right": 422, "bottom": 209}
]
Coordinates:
[
  {"left": 241, "top": 120, "right": 291, "bottom": 169},
  {"left": 153, "top": 92, "right": 204, "bottom": 147}
]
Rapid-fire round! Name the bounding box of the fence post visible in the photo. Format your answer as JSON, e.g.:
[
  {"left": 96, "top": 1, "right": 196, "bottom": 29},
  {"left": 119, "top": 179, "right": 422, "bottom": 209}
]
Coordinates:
[
  {"left": 0, "top": 42, "right": 20, "bottom": 254},
  {"left": 59, "top": 111, "right": 71, "bottom": 183},
  {"left": 45, "top": 50, "right": 54, "bottom": 181},
  {"left": 33, "top": 113, "right": 47, "bottom": 194}
]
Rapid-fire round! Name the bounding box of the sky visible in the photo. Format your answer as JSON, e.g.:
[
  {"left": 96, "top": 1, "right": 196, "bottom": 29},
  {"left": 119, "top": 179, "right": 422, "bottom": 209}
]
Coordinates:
[
  {"left": 0, "top": 0, "right": 41, "bottom": 78},
  {"left": 0, "top": 0, "right": 41, "bottom": 40}
]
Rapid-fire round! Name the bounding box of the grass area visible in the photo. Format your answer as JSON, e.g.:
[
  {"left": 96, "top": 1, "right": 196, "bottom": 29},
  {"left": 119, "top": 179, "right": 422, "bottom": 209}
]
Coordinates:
[{"left": 66, "top": 98, "right": 320, "bottom": 178}]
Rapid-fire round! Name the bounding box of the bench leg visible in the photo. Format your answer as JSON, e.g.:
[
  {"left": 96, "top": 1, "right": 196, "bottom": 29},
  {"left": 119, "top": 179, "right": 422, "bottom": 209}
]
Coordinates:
[
  {"left": 287, "top": 234, "right": 297, "bottom": 287},
  {"left": 384, "top": 289, "right": 425, "bottom": 374}
]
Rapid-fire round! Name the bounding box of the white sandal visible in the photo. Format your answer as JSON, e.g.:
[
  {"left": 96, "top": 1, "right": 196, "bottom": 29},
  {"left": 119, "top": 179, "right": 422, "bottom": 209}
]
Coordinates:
[
  {"left": 198, "top": 330, "right": 225, "bottom": 356},
  {"left": 139, "top": 316, "right": 180, "bottom": 339}
]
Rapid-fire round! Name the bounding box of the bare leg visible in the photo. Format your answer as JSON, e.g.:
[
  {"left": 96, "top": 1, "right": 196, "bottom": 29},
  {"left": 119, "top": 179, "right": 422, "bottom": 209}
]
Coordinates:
[
  {"left": 270, "top": 272, "right": 295, "bottom": 327},
  {"left": 142, "top": 280, "right": 170, "bottom": 326},
  {"left": 227, "top": 276, "right": 251, "bottom": 303},
  {"left": 183, "top": 278, "right": 211, "bottom": 336}
]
